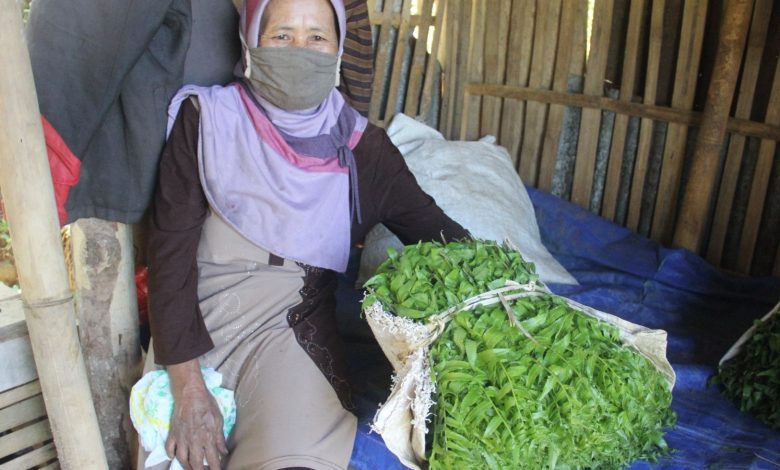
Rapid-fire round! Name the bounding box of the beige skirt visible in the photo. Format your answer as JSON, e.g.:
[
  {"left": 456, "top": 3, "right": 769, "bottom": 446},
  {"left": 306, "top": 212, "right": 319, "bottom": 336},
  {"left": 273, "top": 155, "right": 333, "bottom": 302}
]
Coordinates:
[{"left": 139, "top": 210, "right": 356, "bottom": 470}]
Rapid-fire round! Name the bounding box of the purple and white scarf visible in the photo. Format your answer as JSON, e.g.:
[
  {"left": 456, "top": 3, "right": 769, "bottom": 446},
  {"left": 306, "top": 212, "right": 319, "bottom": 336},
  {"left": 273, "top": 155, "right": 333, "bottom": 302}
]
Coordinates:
[{"left": 166, "top": 0, "right": 368, "bottom": 272}]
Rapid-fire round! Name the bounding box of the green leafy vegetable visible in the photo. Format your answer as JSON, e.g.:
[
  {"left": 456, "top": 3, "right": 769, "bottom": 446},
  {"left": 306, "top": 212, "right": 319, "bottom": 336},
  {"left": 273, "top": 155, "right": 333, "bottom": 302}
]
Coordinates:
[
  {"left": 363, "top": 240, "right": 675, "bottom": 469},
  {"left": 718, "top": 307, "right": 780, "bottom": 431}
]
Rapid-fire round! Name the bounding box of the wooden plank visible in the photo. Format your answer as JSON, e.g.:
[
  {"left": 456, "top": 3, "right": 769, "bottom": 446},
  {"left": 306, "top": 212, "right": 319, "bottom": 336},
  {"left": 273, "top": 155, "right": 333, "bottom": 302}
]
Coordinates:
[
  {"left": 464, "top": 83, "right": 780, "bottom": 140},
  {"left": 420, "top": 0, "right": 445, "bottom": 122},
  {"left": 460, "top": 0, "right": 487, "bottom": 140},
  {"left": 36, "top": 461, "right": 61, "bottom": 470},
  {"left": 368, "top": 0, "right": 396, "bottom": 124},
  {"left": 446, "top": 0, "right": 472, "bottom": 138},
  {"left": 0, "top": 442, "right": 57, "bottom": 470},
  {"left": 439, "top": 0, "right": 455, "bottom": 135},
  {"left": 0, "top": 283, "right": 23, "bottom": 326},
  {"left": 0, "top": 420, "right": 53, "bottom": 460},
  {"left": 384, "top": 0, "right": 414, "bottom": 126},
  {"left": 0, "top": 288, "right": 36, "bottom": 394},
  {"left": 538, "top": 0, "right": 587, "bottom": 192},
  {"left": 650, "top": 0, "right": 709, "bottom": 244},
  {"left": 627, "top": 0, "right": 665, "bottom": 231},
  {"left": 0, "top": 381, "right": 41, "bottom": 410},
  {"left": 440, "top": 0, "right": 459, "bottom": 136},
  {"left": 602, "top": 0, "right": 647, "bottom": 220},
  {"left": 498, "top": 0, "right": 536, "bottom": 166},
  {"left": 0, "top": 333, "right": 37, "bottom": 394},
  {"left": 518, "top": 0, "right": 562, "bottom": 185},
  {"left": 706, "top": 0, "right": 772, "bottom": 265},
  {"left": 737, "top": 57, "right": 780, "bottom": 273},
  {"left": 571, "top": 0, "right": 615, "bottom": 208},
  {"left": 479, "top": 0, "right": 511, "bottom": 139},
  {"left": 0, "top": 395, "right": 46, "bottom": 433},
  {"left": 479, "top": 0, "right": 500, "bottom": 137},
  {"left": 674, "top": 0, "right": 754, "bottom": 254},
  {"left": 404, "top": 0, "right": 434, "bottom": 116}
]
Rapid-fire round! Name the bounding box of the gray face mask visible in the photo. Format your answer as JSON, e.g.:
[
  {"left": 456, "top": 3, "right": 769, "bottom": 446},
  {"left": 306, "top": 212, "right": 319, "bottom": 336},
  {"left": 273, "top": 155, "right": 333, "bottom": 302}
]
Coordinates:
[{"left": 245, "top": 47, "right": 339, "bottom": 111}]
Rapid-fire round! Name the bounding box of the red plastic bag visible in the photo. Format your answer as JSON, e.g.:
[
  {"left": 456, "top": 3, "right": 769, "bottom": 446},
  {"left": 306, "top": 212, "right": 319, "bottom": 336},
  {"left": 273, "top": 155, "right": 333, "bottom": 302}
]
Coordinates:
[
  {"left": 41, "top": 116, "right": 81, "bottom": 226},
  {"left": 135, "top": 265, "right": 149, "bottom": 326}
]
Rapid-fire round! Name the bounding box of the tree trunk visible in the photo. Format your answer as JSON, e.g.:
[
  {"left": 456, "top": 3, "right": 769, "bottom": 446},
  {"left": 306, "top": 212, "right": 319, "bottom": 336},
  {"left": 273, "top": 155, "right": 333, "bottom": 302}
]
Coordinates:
[{"left": 71, "top": 219, "right": 142, "bottom": 469}]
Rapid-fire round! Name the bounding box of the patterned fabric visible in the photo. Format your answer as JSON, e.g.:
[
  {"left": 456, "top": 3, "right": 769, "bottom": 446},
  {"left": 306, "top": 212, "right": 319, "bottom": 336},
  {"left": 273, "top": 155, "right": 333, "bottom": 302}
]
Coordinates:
[
  {"left": 341, "top": 0, "right": 374, "bottom": 115},
  {"left": 287, "top": 264, "right": 355, "bottom": 410},
  {"left": 130, "top": 368, "right": 236, "bottom": 470}
]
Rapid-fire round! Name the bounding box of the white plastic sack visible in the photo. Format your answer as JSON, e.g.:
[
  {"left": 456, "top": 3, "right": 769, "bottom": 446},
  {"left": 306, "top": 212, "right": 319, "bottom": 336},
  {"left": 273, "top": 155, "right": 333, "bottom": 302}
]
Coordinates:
[{"left": 356, "top": 114, "right": 578, "bottom": 287}]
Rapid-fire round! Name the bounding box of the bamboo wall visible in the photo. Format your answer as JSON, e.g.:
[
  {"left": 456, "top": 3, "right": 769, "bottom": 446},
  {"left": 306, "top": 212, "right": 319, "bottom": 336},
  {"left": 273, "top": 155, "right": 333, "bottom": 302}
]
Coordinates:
[{"left": 367, "top": 0, "right": 780, "bottom": 277}]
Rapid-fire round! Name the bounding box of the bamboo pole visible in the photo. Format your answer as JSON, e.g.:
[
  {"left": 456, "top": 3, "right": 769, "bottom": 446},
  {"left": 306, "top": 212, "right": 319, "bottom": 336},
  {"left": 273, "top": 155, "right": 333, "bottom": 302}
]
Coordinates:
[
  {"left": 0, "top": 1, "right": 108, "bottom": 468},
  {"left": 650, "top": 0, "right": 708, "bottom": 244},
  {"left": 673, "top": 0, "right": 754, "bottom": 253},
  {"left": 706, "top": 0, "right": 772, "bottom": 266}
]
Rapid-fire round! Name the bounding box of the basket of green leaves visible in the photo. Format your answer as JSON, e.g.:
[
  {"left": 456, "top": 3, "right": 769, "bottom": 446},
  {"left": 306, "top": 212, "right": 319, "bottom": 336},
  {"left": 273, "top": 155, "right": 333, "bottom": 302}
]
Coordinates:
[{"left": 362, "top": 240, "right": 676, "bottom": 470}]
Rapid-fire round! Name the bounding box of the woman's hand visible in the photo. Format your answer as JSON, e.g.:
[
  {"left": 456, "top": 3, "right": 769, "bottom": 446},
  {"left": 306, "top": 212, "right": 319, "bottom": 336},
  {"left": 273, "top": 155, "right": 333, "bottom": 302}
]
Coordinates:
[{"left": 166, "top": 359, "right": 228, "bottom": 470}]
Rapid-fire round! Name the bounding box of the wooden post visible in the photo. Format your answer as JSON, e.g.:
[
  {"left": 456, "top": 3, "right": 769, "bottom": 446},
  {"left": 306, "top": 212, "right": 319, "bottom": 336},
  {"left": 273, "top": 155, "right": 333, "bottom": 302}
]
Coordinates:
[
  {"left": 0, "top": 1, "right": 108, "bottom": 468},
  {"left": 71, "top": 219, "right": 141, "bottom": 469},
  {"left": 673, "top": 0, "right": 754, "bottom": 253}
]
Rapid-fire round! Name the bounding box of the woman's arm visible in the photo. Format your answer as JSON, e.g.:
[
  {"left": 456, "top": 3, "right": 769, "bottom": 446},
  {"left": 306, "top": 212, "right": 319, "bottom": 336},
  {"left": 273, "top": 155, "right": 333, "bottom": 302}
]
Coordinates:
[
  {"left": 148, "top": 99, "right": 213, "bottom": 365},
  {"left": 354, "top": 125, "right": 469, "bottom": 244},
  {"left": 166, "top": 359, "right": 228, "bottom": 470},
  {"left": 148, "top": 99, "right": 226, "bottom": 469}
]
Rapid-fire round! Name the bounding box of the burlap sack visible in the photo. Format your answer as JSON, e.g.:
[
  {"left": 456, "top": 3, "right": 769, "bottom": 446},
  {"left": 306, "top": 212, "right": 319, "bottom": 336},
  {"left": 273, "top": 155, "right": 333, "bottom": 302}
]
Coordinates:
[{"left": 365, "top": 281, "right": 675, "bottom": 470}]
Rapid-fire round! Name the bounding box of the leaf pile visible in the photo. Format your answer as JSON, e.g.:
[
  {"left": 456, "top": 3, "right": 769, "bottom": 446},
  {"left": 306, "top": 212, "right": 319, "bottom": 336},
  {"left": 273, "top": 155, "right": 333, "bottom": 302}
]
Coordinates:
[
  {"left": 718, "top": 308, "right": 780, "bottom": 430},
  {"left": 364, "top": 240, "right": 675, "bottom": 469}
]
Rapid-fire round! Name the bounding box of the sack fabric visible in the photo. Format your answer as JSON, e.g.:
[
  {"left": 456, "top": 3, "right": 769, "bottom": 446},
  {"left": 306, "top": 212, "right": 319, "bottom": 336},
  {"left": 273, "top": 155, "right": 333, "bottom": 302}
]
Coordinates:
[{"left": 356, "top": 114, "right": 577, "bottom": 287}]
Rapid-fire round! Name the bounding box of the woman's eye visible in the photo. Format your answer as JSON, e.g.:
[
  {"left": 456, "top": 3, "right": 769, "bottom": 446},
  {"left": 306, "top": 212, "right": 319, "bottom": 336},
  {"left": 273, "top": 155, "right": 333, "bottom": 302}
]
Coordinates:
[
  {"left": 312, "top": 35, "right": 325, "bottom": 41},
  {"left": 274, "top": 33, "right": 291, "bottom": 40}
]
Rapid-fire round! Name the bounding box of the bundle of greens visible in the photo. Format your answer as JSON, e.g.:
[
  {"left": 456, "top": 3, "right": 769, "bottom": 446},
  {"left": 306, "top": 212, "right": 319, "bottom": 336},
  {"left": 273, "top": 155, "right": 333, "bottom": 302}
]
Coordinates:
[
  {"left": 363, "top": 240, "right": 675, "bottom": 469},
  {"left": 718, "top": 307, "right": 780, "bottom": 430}
]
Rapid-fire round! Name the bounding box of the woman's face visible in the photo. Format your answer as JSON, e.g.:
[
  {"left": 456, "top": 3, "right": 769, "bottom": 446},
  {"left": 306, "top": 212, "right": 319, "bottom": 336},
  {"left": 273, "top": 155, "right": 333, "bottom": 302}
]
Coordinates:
[{"left": 259, "top": 0, "right": 338, "bottom": 55}]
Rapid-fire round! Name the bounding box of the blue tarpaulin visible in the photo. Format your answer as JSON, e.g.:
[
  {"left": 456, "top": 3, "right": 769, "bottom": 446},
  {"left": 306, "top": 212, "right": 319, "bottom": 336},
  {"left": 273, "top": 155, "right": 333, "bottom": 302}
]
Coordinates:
[{"left": 339, "top": 187, "right": 780, "bottom": 469}]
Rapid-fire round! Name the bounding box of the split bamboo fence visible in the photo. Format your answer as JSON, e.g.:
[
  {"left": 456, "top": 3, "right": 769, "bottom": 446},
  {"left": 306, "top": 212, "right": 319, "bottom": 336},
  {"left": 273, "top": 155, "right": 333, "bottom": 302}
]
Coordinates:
[{"left": 368, "top": 0, "right": 780, "bottom": 277}]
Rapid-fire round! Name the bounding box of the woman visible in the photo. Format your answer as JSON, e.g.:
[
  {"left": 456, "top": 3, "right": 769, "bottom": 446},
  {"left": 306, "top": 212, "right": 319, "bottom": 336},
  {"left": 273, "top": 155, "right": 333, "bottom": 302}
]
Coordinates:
[{"left": 147, "top": 0, "right": 468, "bottom": 468}]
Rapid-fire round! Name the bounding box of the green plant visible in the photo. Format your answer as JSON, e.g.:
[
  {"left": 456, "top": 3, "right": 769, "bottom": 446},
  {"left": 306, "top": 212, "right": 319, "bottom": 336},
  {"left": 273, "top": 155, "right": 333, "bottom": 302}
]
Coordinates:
[
  {"left": 364, "top": 240, "right": 675, "bottom": 469},
  {"left": 0, "top": 218, "right": 12, "bottom": 261},
  {"left": 718, "top": 309, "right": 780, "bottom": 431}
]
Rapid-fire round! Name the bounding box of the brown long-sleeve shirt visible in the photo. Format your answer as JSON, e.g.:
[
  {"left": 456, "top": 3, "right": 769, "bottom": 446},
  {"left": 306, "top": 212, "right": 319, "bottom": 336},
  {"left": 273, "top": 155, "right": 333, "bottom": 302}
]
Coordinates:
[{"left": 148, "top": 99, "right": 468, "bottom": 365}]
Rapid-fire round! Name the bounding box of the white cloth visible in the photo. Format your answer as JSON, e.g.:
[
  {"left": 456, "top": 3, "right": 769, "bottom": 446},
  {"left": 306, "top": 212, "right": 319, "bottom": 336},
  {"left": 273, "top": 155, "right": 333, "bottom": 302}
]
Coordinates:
[
  {"left": 130, "top": 368, "right": 236, "bottom": 470},
  {"left": 356, "top": 113, "right": 578, "bottom": 286}
]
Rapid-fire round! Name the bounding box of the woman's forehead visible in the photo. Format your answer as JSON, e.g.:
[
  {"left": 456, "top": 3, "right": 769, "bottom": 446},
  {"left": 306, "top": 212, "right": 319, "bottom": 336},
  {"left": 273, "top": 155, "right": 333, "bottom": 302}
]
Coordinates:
[
  {"left": 242, "top": 0, "right": 347, "bottom": 49},
  {"left": 262, "top": 0, "right": 337, "bottom": 29}
]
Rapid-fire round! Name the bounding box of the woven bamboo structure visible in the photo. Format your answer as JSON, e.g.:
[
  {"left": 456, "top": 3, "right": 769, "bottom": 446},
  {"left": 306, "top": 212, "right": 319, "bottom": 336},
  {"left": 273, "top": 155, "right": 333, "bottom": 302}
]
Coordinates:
[{"left": 368, "top": 0, "right": 780, "bottom": 276}]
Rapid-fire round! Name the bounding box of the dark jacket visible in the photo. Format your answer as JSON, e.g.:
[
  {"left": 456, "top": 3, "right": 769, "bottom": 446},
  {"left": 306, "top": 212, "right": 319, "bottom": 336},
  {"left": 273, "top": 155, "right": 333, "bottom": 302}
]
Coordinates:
[{"left": 26, "top": 0, "right": 240, "bottom": 224}]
